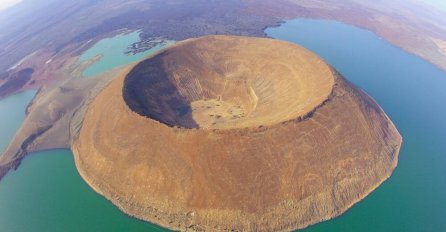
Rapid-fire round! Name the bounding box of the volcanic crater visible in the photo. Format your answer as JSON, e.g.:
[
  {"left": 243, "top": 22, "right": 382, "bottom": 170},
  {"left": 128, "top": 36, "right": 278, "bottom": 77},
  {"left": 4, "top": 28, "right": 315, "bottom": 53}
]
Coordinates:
[
  {"left": 122, "top": 37, "right": 333, "bottom": 129},
  {"left": 72, "top": 35, "right": 402, "bottom": 231}
]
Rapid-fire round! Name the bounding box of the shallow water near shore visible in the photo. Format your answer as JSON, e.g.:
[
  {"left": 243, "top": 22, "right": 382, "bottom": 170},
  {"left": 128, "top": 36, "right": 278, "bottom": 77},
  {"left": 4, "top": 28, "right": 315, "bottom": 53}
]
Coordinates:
[
  {"left": 0, "top": 19, "right": 445, "bottom": 231},
  {"left": 0, "top": 90, "right": 36, "bottom": 154},
  {"left": 78, "top": 31, "right": 173, "bottom": 77}
]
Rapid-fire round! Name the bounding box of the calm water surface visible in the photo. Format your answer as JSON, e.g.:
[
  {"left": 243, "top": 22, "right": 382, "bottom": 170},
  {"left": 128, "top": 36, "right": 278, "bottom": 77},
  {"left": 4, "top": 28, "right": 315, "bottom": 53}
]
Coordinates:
[
  {"left": 1, "top": 19, "right": 445, "bottom": 231},
  {"left": 79, "top": 31, "right": 173, "bottom": 77},
  {"left": 0, "top": 150, "right": 165, "bottom": 232},
  {"left": 267, "top": 19, "right": 446, "bottom": 232},
  {"left": 0, "top": 90, "right": 35, "bottom": 153}
]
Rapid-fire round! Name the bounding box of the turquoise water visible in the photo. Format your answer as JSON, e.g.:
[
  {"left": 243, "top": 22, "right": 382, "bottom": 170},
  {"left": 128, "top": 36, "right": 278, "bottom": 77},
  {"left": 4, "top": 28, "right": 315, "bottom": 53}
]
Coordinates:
[
  {"left": 1, "top": 19, "right": 446, "bottom": 232},
  {"left": 79, "top": 31, "right": 173, "bottom": 77},
  {"left": 267, "top": 19, "right": 446, "bottom": 231},
  {"left": 0, "top": 150, "right": 165, "bottom": 232},
  {"left": 0, "top": 90, "right": 35, "bottom": 153}
]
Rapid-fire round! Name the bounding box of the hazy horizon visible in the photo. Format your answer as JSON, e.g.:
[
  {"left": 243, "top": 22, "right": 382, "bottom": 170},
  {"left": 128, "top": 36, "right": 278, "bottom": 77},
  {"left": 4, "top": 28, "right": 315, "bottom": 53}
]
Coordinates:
[{"left": 425, "top": 0, "right": 446, "bottom": 11}]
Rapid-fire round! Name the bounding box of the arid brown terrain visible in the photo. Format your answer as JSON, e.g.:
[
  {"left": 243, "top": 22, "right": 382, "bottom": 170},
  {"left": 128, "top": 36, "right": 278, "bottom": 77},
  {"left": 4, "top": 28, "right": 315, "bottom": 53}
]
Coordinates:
[{"left": 72, "top": 36, "right": 402, "bottom": 231}]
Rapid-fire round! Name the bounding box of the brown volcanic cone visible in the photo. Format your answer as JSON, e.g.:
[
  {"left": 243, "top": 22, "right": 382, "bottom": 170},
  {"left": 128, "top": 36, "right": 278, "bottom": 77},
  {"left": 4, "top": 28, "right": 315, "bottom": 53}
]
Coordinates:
[{"left": 72, "top": 35, "right": 401, "bottom": 231}]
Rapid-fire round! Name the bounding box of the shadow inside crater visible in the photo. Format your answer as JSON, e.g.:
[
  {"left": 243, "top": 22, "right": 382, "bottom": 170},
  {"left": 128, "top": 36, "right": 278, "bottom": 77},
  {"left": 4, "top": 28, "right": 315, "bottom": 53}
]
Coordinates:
[{"left": 122, "top": 52, "right": 199, "bottom": 128}]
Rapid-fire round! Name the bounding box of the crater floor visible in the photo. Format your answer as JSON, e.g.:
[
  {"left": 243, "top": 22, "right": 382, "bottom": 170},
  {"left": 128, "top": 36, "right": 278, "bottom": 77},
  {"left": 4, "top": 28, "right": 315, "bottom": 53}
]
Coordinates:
[{"left": 73, "top": 35, "right": 402, "bottom": 231}]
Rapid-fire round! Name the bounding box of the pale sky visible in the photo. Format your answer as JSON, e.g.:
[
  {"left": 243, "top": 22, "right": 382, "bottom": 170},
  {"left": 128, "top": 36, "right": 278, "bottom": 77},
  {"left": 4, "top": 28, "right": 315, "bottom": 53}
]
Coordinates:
[
  {"left": 0, "top": 0, "right": 22, "bottom": 11},
  {"left": 423, "top": 0, "right": 446, "bottom": 12}
]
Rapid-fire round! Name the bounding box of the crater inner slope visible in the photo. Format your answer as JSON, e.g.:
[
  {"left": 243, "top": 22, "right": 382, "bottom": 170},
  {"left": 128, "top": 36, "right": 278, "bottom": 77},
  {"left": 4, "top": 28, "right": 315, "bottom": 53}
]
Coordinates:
[{"left": 123, "top": 36, "right": 334, "bottom": 129}]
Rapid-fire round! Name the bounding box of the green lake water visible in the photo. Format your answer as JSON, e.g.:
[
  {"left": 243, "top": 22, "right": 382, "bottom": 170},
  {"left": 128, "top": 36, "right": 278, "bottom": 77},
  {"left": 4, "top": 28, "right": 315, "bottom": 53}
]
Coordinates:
[
  {"left": 0, "top": 19, "right": 445, "bottom": 231},
  {"left": 0, "top": 150, "right": 165, "bottom": 232},
  {"left": 78, "top": 31, "right": 173, "bottom": 77},
  {"left": 0, "top": 90, "right": 35, "bottom": 153}
]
